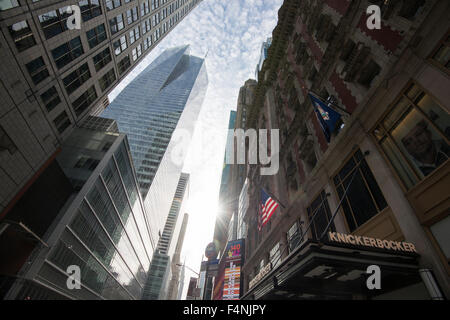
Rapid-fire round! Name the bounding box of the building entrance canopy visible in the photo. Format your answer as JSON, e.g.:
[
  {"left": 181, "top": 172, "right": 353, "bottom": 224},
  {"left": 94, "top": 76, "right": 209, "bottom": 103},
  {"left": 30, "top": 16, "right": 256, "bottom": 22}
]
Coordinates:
[{"left": 242, "top": 239, "right": 421, "bottom": 300}]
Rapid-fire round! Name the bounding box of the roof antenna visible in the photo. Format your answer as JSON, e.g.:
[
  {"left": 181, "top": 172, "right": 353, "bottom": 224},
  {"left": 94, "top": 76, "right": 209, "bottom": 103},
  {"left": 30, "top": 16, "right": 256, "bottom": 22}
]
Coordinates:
[{"left": 204, "top": 48, "right": 209, "bottom": 59}]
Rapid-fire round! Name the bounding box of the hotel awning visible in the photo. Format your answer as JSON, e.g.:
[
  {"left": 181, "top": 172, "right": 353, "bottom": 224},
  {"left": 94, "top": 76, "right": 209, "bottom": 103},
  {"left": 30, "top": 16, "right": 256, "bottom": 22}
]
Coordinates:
[{"left": 241, "top": 240, "right": 421, "bottom": 300}]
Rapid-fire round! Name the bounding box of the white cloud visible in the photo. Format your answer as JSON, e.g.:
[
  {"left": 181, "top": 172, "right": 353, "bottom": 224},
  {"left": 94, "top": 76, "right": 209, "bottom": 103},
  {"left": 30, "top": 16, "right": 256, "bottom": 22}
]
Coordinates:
[{"left": 108, "top": 0, "right": 283, "bottom": 299}]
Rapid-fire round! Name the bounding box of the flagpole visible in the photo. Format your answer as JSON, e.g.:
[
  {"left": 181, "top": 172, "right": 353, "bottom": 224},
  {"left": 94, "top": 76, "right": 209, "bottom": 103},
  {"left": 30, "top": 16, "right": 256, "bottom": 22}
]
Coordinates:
[
  {"left": 319, "top": 151, "right": 369, "bottom": 241},
  {"left": 308, "top": 90, "right": 352, "bottom": 116},
  {"left": 262, "top": 187, "right": 286, "bottom": 208}
]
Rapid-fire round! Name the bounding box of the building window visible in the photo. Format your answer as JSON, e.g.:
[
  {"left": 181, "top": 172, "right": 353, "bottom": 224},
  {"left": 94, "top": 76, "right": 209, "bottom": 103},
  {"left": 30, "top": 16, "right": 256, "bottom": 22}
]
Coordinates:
[
  {"left": 143, "top": 36, "right": 152, "bottom": 51},
  {"left": 141, "top": 0, "right": 150, "bottom": 16},
  {"left": 99, "top": 68, "right": 116, "bottom": 92},
  {"left": 40, "top": 86, "right": 61, "bottom": 112},
  {"left": 86, "top": 24, "right": 107, "bottom": 49},
  {"left": 117, "top": 55, "right": 131, "bottom": 75},
  {"left": 25, "top": 56, "right": 49, "bottom": 85},
  {"left": 63, "top": 63, "right": 91, "bottom": 95},
  {"left": 0, "top": 0, "right": 20, "bottom": 11},
  {"left": 373, "top": 81, "right": 450, "bottom": 189},
  {"left": 398, "top": 0, "right": 425, "bottom": 20},
  {"left": 72, "top": 86, "right": 97, "bottom": 117},
  {"left": 287, "top": 220, "right": 302, "bottom": 253},
  {"left": 74, "top": 156, "right": 99, "bottom": 170},
  {"left": 109, "top": 14, "right": 124, "bottom": 34},
  {"left": 113, "top": 35, "right": 127, "bottom": 56},
  {"left": 129, "top": 26, "right": 140, "bottom": 44},
  {"left": 78, "top": 0, "right": 102, "bottom": 22},
  {"left": 0, "top": 125, "right": 17, "bottom": 155},
  {"left": 358, "top": 59, "right": 381, "bottom": 87},
  {"left": 132, "top": 44, "right": 142, "bottom": 61},
  {"left": 105, "top": 0, "right": 121, "bottom": 11},
  {"left": 142, "top": 18, "right": 151, "bottom": 34},
  {"left": 51, "top": 36, "right": 84, "bottom": 69},
  {"left": 429, "top": 30, "right": 450, "bottom": 73},
  {"left": 38, "top": 7, "right": 72, "bottom": 39},
  {"left": 93, "top": 47, "right": 112, "bottom": 72},
  {"left": 8, "top": 20, "right": 36, "bottom": 52},
  {"left": 269, "top": 243, "right": 281, "bottom": 268},
  {"left": 307, "top": 190, "right": 335, "bottom": 239},
  {"left": 126, "top": 7, "right": 139, "bottom": 24},
  {"left": 53, "top": 110, "right": 71, "bottom": 133},
  {"left": 333, "top": 149, "right": 388, "bottom": 232}
]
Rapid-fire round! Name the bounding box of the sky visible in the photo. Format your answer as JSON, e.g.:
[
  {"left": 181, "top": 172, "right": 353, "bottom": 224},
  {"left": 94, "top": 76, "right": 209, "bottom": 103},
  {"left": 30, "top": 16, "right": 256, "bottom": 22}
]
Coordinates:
[{"left": 108, "top": 0, "right": 283, "bottom": 299}]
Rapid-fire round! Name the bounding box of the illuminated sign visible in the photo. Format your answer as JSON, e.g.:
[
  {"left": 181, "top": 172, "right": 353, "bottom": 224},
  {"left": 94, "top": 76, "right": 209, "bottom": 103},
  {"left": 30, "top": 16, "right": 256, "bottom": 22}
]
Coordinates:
[
  {"left": 249, "top": 263, "right": 271, "bottom": 290},
  {"left": 223, "top": 261, "right": 240, "bottom": 300},
  {"left": 213, "top": 239, "right": 244, "bottom": 300},
  {"left": 327, "top": 232, "right": 418, "bottom": 253}
]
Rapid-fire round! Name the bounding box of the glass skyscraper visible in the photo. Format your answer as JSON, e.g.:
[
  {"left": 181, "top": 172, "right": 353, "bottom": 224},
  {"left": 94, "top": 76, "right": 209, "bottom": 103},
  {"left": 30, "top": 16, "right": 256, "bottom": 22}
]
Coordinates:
[
  {"left": 143, "top": 173, "right": 189, "bottom": 300},
  {"left": 101, "top": 45, "right": 207, "bottom": 246},
  {"left": 4, "top": 125, "right": 153, "bottom": 300}
]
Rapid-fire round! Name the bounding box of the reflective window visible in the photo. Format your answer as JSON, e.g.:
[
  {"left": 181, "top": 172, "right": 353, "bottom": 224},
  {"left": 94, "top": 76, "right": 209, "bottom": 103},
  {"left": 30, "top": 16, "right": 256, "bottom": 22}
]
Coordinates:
[
  {"left": 25, "top": 56, "right": 49, "bottom": 85},
  {"left": 63, "top": 63, "right": 91, "bottom": 95},
  {"left": 86, "top": 23, "right": 107, "bottom": 49},
  {"left": 51, "top": 36, "right": 84, "bottom": 69},
  {"left": 40, "top": 86, "right": 61, "bottom": 112},
  {"left": 306, "top": 190, "right": 335, "bottom": 239},
  {"left": 333, "top": 149, "right": 388, "bottom": 232},
  {"left": 8, "top": 20, "right": 36, "bottom": 51},
  {"left": 373, "top": 82, "right": 450, "bottom": 189}
]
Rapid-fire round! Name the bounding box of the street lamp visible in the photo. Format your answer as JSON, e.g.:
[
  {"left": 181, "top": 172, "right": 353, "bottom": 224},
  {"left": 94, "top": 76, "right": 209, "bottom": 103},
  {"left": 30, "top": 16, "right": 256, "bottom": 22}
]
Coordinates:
[{"left": 176, "top": 263, "right": 200, "bottom": 276}]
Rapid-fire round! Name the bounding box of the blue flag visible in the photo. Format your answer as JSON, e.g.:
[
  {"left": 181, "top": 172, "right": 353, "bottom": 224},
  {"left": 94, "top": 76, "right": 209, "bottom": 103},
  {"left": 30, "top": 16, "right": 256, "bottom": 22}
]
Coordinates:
[{"left": 308, "top": 93, "right": 342, "bottom": 143}]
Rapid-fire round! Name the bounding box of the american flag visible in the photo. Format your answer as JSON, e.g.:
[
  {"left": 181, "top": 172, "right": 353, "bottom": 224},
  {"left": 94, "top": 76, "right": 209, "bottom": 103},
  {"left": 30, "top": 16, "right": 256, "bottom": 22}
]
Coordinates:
[{"left": 259, "top": 189, "right": 279, "bottom": 229}]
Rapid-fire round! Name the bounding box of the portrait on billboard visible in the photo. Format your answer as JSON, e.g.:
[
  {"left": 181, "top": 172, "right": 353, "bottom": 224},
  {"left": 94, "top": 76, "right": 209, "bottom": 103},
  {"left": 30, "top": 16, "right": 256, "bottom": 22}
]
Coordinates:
[{"left": 391, "top": 108, "right": 449, "bottom": 177}]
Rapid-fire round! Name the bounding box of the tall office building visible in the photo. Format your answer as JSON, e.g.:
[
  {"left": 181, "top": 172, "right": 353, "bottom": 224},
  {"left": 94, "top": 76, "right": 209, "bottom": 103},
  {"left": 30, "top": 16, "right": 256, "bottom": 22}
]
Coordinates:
[
  {"left": 101, "top": 45, "right": 208, "bottom": 244},
  {"left": 166, "top": 212, "right": 189, "bottom": 300},
  {"left": 2, "top": 122, "right": 153, "bottom": 299},
  {"left": 255, "top": 37, "right": 272, "bottom": 80},
  {"left": 0, "top": 0, "right": 204, "bottom": 232},
  {"left": 143, "top": 173, "right": 189, "bottom": 300}
]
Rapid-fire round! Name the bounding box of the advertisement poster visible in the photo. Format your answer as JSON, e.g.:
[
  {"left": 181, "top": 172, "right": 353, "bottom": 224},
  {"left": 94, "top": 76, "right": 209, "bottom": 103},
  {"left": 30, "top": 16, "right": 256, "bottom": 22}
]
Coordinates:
[{"left": 212, "top": 239, "right": 245, "bottom": 300}]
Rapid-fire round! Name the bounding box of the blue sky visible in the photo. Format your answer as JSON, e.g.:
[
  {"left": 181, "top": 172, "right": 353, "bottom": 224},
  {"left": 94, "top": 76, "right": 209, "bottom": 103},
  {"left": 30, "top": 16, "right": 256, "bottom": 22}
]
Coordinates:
[{"left": 108, "top": 0, "right": 283, "bottom": 298}]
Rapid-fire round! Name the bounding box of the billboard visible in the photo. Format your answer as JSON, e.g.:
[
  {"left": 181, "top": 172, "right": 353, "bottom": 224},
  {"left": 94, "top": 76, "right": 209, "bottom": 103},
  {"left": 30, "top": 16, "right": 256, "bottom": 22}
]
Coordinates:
[{"left": 212, "top": 239, "right": 244, "bottom": 300}]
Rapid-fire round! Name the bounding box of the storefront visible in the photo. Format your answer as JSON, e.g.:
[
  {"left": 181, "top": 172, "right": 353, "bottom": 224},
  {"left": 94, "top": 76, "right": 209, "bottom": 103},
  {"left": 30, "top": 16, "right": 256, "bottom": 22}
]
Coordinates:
[{"left": 242, "top": 236, "right": 436, "bottom": 300}]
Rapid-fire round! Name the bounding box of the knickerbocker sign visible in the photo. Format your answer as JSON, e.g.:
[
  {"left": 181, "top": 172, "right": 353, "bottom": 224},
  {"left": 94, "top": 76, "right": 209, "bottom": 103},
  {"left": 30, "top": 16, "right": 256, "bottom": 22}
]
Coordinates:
[
  {"left": 249, "top": 263, "right": 271, "bottom": 290},
  {"left": 327, "top": 232, "right": 418, "bottom": 253}
]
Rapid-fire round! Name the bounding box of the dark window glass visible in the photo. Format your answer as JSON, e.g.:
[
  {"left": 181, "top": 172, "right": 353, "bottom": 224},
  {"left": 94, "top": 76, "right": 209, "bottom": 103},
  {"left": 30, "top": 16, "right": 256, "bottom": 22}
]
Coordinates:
[
  {"left": 99, "top": 68, "right": 116, "bottom": 92},
  {"left": 8, "top": 20, "right": 36, "bottom": 51},
  {"left": 25, "top": 57, "right": 49, "bottom": 85},
  {"left": 40, "top": 86, "right": 61, "bottom": 112},
  {"left": 51, "top": 36, "right": 84, "bottom": 69},
  {"left": 117, "top": 55, "right": 131, "bottom": 75},
  {"left": 72, "top": 85, "right": 97, "bottom": 116},
  {"left": 63, "top": 63, "right": 91, "bottom": 95},
  {"left": 86, "top": 23, "right": 107, "bottom": 49},
  {"left": 307, "top": 190, "right": 335, "bottom": 239},
  {"left": 53, "top": 110, "right": 71, "bottom": 133},
  {"left": 38, "top": 7, "right": 72, "bottom": 39},
  {"left": 93, "top": 47, "right": 112, "bottom": 72},
  {"left": 78, "top": 0, "right": 102, "bottom": 22},
  {"left": 334, "top": 150, "right": 388, "bottom": 232}
]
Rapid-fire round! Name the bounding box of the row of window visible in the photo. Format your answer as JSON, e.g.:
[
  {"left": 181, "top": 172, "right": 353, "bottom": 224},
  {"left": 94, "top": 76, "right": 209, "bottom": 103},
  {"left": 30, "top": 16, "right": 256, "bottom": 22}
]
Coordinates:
[
  {"left": 249, "top": 78, "right": 450, "bottom": 282},
  {"left": 6, "top": 0, "right": 187, "bottom": 53}
]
